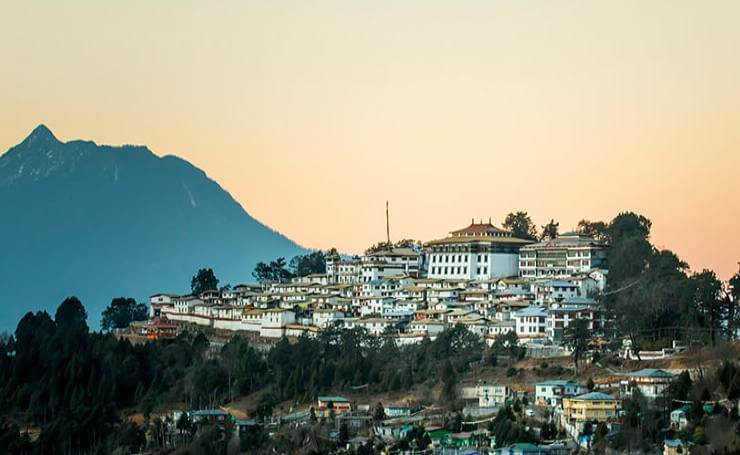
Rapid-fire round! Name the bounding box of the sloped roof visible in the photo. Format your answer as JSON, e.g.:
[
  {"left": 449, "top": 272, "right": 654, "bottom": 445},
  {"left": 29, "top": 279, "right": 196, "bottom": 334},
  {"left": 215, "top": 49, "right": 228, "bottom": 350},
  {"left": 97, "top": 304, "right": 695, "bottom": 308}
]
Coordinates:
[
  {"left": 574, "top": 392, "right": 617, "bottom": 401},
  {"left": 450, "top": 221, "right": 508, "bottom": 236},
  {"left": 629, "top": 368, "right": 674, "bottom": 378}
]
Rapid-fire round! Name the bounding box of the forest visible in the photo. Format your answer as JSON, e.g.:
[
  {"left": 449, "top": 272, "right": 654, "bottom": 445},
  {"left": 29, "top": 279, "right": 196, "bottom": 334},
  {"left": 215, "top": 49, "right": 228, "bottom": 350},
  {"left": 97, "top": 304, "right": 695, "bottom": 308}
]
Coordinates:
[{"left": 0, "top": 299, "right": 486, "bottom": 453}]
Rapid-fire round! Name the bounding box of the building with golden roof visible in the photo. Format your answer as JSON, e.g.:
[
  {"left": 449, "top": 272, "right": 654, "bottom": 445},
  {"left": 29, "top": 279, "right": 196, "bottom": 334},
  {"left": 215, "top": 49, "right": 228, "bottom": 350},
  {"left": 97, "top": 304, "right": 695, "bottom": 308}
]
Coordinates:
[{"left": 424, "top": 220, "right": 532, "bottom": 280}]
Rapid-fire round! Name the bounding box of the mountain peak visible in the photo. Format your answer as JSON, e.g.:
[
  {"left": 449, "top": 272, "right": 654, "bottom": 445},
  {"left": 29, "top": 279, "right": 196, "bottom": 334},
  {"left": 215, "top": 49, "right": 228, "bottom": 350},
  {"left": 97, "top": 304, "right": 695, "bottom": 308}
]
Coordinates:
[{"left": 24, "top": 124, "right": 58, "bottom": 145}]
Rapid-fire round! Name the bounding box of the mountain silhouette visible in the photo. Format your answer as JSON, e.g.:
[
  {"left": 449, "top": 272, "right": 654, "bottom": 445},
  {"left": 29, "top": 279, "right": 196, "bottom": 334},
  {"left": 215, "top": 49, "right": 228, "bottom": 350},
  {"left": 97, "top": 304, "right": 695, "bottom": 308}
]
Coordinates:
[{"left": 0, "top": 125, "right": 305, "bottom": 330}]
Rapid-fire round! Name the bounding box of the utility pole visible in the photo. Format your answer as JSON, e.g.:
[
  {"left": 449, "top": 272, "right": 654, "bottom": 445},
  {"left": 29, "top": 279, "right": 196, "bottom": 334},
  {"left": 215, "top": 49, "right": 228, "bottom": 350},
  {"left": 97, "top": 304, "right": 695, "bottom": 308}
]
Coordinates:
[{"left": 386, "top": 200, "right": 391, "bottom": 249}]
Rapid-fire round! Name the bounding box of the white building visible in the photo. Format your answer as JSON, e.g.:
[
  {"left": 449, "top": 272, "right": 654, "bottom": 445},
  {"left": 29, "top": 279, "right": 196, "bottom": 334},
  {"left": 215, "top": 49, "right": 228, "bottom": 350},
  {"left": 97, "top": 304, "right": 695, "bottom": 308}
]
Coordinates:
[
  {"left": 407, "top": 320, "right": 445, "bottom": 338},
  {"left": 519, "top": 232, "right": 608, "bottom": 279},
  {"left": 536, "top": 380, "right": 588, "bottom": 407},
  {"left": 477, "top": 383, "right": 510, "bottom": 408},
  {"left": 173, "top": 295, "right": 203, "bottom": 314},
  {"left": 484, "top": 320, "right": 516, "bottom": 346},
  {"left": 620, "top": 369, "right": 674, "bottom": 400},
  {"left": 545, "top": 306, "right": 600, "bottom": 342},
  {"left": 532, "top": 279, "right": 581, "bottom": 304},
  {"left": 425, "top": 221, "right": 532, "bottom": 281},
  {"left": 312, "top": 309, "right": 346, "bottom": 328},
  {"left": 259, "top": 308, "right": 296, "bottom": 338},
  {"left": 326, "top": 253, "right": 362, "bottom": 284},
  {"left": 361, "top": 247, "right": 421, "bottom": 281},
  {"left": 461, "top": 382, "right": 510, "bottom": 409},
  {"left": 357, "top": 317, "right": 399, "bottom": 335},
  {"left": 513, "top": 306, "right": 547, "bottom": 340}
]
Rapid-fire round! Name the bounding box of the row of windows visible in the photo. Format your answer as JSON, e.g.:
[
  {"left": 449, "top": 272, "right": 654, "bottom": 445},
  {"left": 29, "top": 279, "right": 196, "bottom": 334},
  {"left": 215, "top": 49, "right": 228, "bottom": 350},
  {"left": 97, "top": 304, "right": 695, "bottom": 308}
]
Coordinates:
[
  {"left": 429, "top": 266, "right": 493, "bottom": 275},
  {"left": 431, "top": 254, "right": 468, "bottom": 263},
  {"left": 431, "top": 266, "right": 468, "bottom": 275},
  {"left": 431, "top": 254, "right": 493, "bottom": 263}
]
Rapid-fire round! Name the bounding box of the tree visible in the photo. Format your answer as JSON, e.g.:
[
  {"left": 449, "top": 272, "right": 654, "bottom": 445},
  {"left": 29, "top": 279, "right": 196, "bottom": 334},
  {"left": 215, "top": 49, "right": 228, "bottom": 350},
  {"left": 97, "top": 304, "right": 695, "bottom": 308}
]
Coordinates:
[
  {"left": 540, "top": 219, "right": 559, "bottom": 241},
  {"left": 491, "top": 331, "right": 525, "bottom": 362},
  {"left": 289, "top": 250, "right": 326, "bottom": 277},
  {"left": 502, "top": 212, "right": 537, "bottom": 240},
  {"left": 176, "top": 412, "right": 192, "bottom": 443},
  {"left": 604, "top": 212, "right": 654, "bottom": 286},
  {"left": 365, "top": 239, "right": 420, "bottom": 254},
  {"left": 440, "top": 359, "right": 458, "bottom": 403},
  {"left": 339, "top": 422, "right": 349, "bottom": 444},
  {"left": 726, "top": 271, "right": 740, "bottom": 338},
  {"left": 577, "top": 219, "right": 609, "bottom": 242},
  {"left": 373, "top": 402, "right": 386, "bottom": 422},
  {"left": 563, "top": 318, "right": 590, "bottom": 374},
  {"left": 690, "top": 270, "right": 724, "bottom": 345},
  {"left": 191, "top": 268, "right": 219, "bottom": 295},
  {"left": 608, "top": 212, "right": 652, "bottom": 245},
  {"left": 101, "top": 297, "right": 148, "bottom": 331},
  {"left": 607, "top": 236, "right": 652, "bottom": 287},
  {"left": 55, "top": 296, "right": 88, "bottom": 332},
  {"left": 252, "top": 258, "right": 293, "bottom": 284}
]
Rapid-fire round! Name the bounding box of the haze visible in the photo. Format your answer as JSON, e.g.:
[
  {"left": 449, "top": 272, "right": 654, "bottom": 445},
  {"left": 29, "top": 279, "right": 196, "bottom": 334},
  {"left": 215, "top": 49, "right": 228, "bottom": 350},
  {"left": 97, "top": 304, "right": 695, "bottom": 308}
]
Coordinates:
[{"left": 1, "top": 1, "right": 738, "bottom": 278}]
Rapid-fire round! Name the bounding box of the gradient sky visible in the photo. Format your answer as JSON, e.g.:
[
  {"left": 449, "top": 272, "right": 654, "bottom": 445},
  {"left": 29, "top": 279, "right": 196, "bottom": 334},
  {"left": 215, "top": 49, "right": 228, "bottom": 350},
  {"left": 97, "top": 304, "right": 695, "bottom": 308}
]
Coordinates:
[{"left": 1, "top": 1, "right": 738, "bottom": 278}]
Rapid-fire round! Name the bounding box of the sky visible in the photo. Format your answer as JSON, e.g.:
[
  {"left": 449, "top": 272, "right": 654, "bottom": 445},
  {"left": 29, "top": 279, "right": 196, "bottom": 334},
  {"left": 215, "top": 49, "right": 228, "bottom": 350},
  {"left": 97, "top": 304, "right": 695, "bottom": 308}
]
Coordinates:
[{"left": 1, "top": 1, "right": 738, "bottom": 278}]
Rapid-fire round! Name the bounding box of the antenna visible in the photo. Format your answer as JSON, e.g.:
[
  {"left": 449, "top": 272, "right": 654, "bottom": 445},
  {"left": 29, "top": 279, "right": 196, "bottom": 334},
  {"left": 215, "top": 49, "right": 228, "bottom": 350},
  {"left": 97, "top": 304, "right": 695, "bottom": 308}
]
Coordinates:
[{"left": 386, "top": 200, "right": 391, "bottom": 248}]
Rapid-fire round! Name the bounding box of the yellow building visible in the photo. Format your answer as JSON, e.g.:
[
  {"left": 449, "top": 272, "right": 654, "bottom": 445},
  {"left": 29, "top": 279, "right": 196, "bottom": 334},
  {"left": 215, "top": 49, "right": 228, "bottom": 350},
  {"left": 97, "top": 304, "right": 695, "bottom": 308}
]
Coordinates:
[
  {"left": 316, "top": 396, "right": 352, "bottom": 418},
  {"left": 562, "top": 392, "right": 620, "bottom": 424}
]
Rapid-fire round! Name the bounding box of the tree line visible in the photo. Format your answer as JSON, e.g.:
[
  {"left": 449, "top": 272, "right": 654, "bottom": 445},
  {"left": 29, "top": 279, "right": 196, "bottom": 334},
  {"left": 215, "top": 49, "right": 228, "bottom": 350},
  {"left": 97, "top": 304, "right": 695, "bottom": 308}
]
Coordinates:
[{"left": 0, "top": 298, "right": 497, "bottom": 453}]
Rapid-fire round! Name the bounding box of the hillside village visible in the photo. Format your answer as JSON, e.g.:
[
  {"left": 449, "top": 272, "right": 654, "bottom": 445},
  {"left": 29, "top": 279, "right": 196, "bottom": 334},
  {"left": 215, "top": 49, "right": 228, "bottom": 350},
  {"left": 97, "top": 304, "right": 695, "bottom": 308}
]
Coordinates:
[
  {"left": 118, "top": 217, "right": 740, "bottom": 454},
  {"left": 147, "top": 221, "right": 608, "bottom": 348}
]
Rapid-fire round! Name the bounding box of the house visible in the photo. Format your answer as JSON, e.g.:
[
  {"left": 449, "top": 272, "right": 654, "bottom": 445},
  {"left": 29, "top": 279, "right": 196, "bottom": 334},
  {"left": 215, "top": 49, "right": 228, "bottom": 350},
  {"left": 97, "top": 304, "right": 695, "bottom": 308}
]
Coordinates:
[
  {"left": 495, "top": 443, "right": 551, "bottom": 455},
  {"left": 535, "top": 380, "right": 588, "bottom": 407},
  {"left": 562, "top": 392, "right": 620, "bottom": 425},
  {"left": 279, "top": 410, "right": 312, "bottom": 426},
  {"left": 407, "top": 320, "right": 445, "bottom": 337},
  {"left": 664, "top": 439, "right": 689, "bottom": 455},
  {"left": 312, "top": 309, "right": 345, "bottom": 328},
  {"left": 518, "top": 232, "right": 608, "bottom": 279},
  {"left": 383, "top": 404, "right": 416, "bottom": 417},
  {"left": 234, "top": 419, "right": 257, "bottom": 435},
  {"left": 532, "top": 280, "right": 580, "bottom": 304},
  {"left": 149, "top": 293, "right": 177, "bottom": 317},
  {"left": 362, "top": 247, "right": 422, "bottom": 279},
  {"left": 317, "top": 396, "right": 352, "bottom": 417},
  {"left": 513, "top": 306, "right": 547, "bottom": 340},
  {"left": 326, "top": 253, "right": 362, "bottom": 284},
  {"left": 190, "top": 409, "right": 229, "bottom": 425},
  {"left": 259, "top": 308, "right": 296, "bottom": 338},
  {"left": 545, "top": 306, "right": 599, "bottom": 342},
  {"left": 621, "top": 368, "right": 674, "bottom": 399},
  {"left": 477, "top": 383, "right": 510, "bottom": 408},
  {"left": 143, "top": 316, "right": 177, "bottom": 340},
  {"left": 670, "top": 406, "right": 689, "bottom": 430},
  {"left": 486, "top": 319, "right": 515, "bottom": 337},
  {"left": 173, "top": 295, "right": 203, "bottom": 314},
  {"left": 357, "top": 317, "right": 398, "bottom": 335}
]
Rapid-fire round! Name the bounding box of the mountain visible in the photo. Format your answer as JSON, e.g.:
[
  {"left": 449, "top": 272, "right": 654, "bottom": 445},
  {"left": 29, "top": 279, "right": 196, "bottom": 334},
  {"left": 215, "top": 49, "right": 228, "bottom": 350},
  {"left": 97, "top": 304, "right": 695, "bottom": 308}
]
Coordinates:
[{"left": 0, "top": 125, "right": 305, "bottom": 330}]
